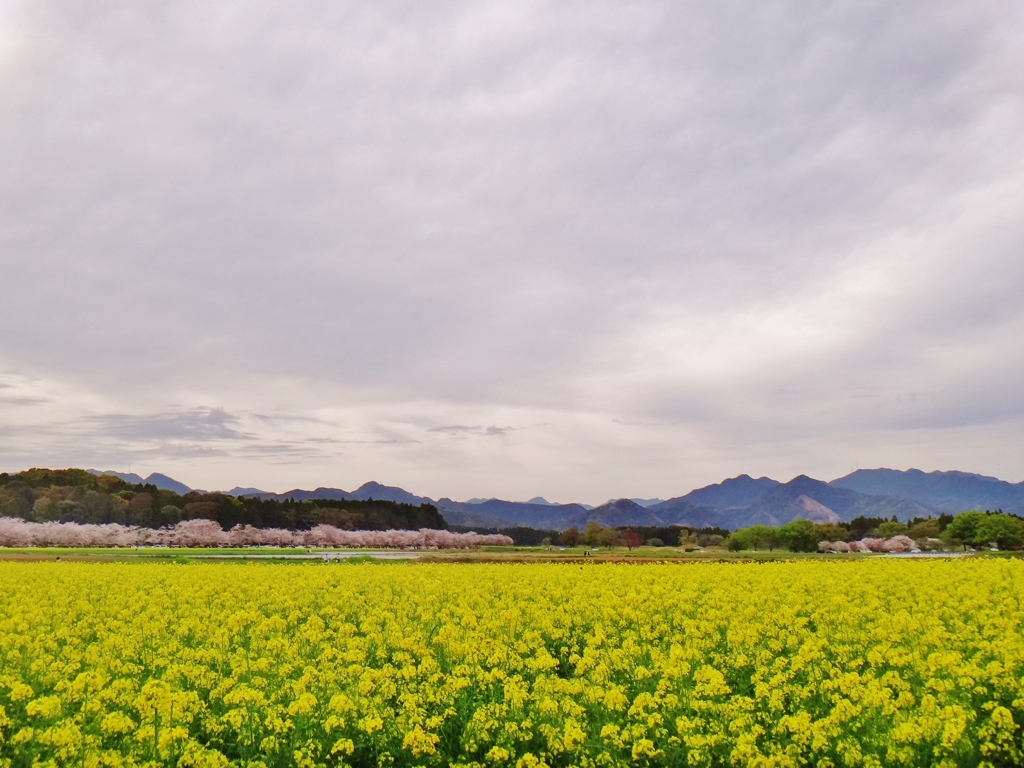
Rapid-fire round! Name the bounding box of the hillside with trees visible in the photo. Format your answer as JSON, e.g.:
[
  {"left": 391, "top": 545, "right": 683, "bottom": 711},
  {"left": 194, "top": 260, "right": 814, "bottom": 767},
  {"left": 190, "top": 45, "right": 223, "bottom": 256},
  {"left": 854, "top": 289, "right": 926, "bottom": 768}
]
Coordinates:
[{"left": 0, "top": 468, "right": 447, "bottom": 531}]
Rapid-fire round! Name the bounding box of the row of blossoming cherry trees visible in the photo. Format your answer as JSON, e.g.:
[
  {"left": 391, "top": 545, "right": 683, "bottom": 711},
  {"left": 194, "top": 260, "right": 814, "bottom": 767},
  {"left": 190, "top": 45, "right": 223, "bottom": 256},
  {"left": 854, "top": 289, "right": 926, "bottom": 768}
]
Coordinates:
[
  {"left": 0, "top": 517, "right": 513, "bottom": 548},
  {"left": 818, "top": 534, "right": 919, "bottom": 552},
  {"left": 0, "top": 517, "right": 941, "bottom": 552}
]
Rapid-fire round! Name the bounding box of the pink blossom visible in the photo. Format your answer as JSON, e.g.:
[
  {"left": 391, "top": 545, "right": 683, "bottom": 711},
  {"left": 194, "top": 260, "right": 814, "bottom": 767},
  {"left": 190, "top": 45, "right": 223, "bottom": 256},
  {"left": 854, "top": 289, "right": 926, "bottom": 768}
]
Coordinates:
[
  {"left": 157, "top": 519, "right": 229, "bottom": 547},
  {"left": 882, "top": 534, "right": 916, "bottom": 553},
  {"left": 818, "top": 540, "right": 850, "bottom": 553},
  {"left": 0, "top": 517, "right": 149, "bottom": 547},
  {"left": 0, "top": 517, "right": 511, "bottom": 549}
]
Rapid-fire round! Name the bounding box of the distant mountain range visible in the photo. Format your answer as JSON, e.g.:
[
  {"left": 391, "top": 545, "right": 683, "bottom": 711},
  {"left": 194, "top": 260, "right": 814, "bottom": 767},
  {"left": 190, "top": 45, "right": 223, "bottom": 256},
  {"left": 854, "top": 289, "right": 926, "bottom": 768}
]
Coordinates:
[
  {"left": 87, "top": 468, "right": 1024, "bottom": 531},
  {"left": 225, "top": 480, "right": 431, "bottom": 507},
  {"left": 830, "top": 468, "right": 1024, "bottom": 514},
  {"left": 86, "top": 469, "right": 192, "bottom": 495}
]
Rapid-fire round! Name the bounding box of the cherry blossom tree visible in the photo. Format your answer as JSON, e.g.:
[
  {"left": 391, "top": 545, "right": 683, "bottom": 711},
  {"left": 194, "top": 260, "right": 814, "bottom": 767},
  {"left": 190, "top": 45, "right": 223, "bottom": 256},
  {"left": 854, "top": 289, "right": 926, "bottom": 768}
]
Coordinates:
[
  {"left": 0, "top": 516, "right": 515, "bottom": 549},
  {"left": 882, "top": 534, "right": 916, "bottom": 553}
]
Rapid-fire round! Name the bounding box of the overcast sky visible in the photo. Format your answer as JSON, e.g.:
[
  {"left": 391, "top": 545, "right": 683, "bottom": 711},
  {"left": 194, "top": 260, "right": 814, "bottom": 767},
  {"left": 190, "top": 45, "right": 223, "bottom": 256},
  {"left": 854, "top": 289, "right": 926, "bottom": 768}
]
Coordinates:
[{"left": 1, "top": 0, "right": 1023, "bottom": 502}]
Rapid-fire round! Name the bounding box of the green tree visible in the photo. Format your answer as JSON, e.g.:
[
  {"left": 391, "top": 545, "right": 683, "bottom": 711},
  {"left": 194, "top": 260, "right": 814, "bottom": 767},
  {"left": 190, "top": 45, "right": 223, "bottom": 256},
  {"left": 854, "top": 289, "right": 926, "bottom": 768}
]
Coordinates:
[
  {"left": 81, "top": 490, "right": 110, "bottom": 524},
  {"left": 907, "top": 519, "right": 940, "bottom": 541},
  {"left": 597, "top": 527, "right": 620, "bottom": 548},
  {"left": 583, "top": 522, "right": 603, "bottom": 547},
  {"left": 877, "top": 520, "right": 908, "bottom": 537},
  {"left": 31, "top": 494, "right": 60, "bottom": 522},
  {"left": 976, "top": 514, "right": 1024, "bottom": 550},
  {"left": 678, "top": 530, "right": 699, "bottom": 549},
  {"left": 183, "top": 501, "right": 220, "bottom": 521},
  {"left": 160, "top": 505, "right": 183, "bottom": 525},
  {"left": 559, "top": 527, "right": 582, "bottom": 547},
  {"left": 814, "top": 523, "right": 847, "bottom": 543},
  {"left": 748, "top": 525, "right": 781, "bottom": 551},
  {"left": 847, "top": 516, "right": 887, "bottom": 540},
  {"left": 0, "top": 486, "right": 32, "bottom": 518},
  {"left": 128, "top": 492, "right": 155, "bottom": 526},
  {"left": 725, "top": 525, "right": 781, "bottom": 552},
  {"left": 778, "top": 519, "right": 819, "bottom": 553},
  {"left": 108, "top": 495, "right": 128, "bottom": 525},
  {"left": 697, "top": 533, "right": 724, "bottom": 548},
  {"left": 724, "top": 531, "right": 748, "bottom": 552},
  {"left": 942, "top": 511, "right": 986, "bottom": 550}
]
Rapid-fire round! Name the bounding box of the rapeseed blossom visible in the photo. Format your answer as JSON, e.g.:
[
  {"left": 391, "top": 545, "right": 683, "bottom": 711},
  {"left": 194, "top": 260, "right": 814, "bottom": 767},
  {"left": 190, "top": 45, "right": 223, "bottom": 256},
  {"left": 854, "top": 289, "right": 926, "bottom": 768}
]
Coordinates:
[{"left": 0, "top": 560, "right": 1022, "bottom": 766}]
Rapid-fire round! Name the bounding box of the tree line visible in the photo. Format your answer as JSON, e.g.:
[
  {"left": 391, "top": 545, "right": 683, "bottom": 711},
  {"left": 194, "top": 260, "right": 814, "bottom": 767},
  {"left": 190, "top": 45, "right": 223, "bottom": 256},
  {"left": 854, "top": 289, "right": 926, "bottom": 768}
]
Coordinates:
[
  {"left": 456, "top": 513, "right": 1024, "bottom": 553},
  {"left": 0, "top": 469, "right": 447, "bottom": 531},
  {"left": 724, "top": 511, "right": 1024, "bottom": 553}
]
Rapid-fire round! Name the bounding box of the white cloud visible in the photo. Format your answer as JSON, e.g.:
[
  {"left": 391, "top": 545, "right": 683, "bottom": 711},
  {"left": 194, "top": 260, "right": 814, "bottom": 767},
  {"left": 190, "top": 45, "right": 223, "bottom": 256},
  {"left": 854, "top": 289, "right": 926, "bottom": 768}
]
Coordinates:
[{"left": 1, "top": 0, "right": 1023, "bottom": 500}]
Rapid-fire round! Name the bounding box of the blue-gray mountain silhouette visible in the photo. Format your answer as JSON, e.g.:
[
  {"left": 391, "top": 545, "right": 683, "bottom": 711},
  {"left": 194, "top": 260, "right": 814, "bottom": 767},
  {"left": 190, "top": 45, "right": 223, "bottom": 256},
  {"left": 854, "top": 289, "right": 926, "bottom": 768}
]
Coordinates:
[
  {"left": 436, "top": 498, "right": 590, "bottom": 529},
  {"left": 87, "top": 469, "right": 192, "bottom": 494},
  {"left": 830, "top": 468, "right": 1024, "bottom": 515},
  {"left": 227, "top": 481, "right": 431, "bottom": 506},
  {"left": 145, "top": 473, "right": 192, "bottom": 495},
  {"left": 206, "top": 467, "right": 1024, "bottom": 530}
]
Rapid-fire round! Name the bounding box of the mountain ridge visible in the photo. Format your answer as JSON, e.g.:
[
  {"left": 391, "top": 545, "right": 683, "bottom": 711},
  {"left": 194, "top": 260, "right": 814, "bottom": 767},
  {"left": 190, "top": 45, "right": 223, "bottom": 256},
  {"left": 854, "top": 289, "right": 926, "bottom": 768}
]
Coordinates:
[
  {"left": 830, "top": 468, "right": 1024, "bottom": 515},
  {"left": 85, "top": 467, "right": 1023, "bottom": 530},
  {"left": 87, "top": 469, "right": 195, "bottom": 494}
]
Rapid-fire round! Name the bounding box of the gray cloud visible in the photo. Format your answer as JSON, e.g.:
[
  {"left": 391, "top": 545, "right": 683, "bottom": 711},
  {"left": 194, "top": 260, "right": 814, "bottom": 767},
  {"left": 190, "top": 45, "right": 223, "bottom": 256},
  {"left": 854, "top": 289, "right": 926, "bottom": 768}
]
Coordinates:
[
  {"left": 428, "top": 424, "right": 517, "bottom": 437},
  {"left": 85, "top": 408, "right": 251, "bottom": 442},
  {"left": 1, "top": 0, "right": 1023, "bottom": 500},
  {"left": 0, "top": 395, "right": 51, "bottom": 406}
]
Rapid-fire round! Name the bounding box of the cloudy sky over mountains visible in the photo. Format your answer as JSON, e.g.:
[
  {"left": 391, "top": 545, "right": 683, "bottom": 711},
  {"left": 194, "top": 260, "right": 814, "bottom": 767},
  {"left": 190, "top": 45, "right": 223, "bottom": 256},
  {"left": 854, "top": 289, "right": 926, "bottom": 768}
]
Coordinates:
[{"left": 2, "top": 0, "right": 1023, "bottom": 502}]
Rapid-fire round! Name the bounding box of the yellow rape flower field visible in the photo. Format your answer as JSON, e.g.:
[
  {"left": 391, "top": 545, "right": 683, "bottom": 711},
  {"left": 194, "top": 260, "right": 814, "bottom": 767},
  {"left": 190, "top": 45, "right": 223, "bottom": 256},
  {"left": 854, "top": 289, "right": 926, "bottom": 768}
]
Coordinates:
[{"left": 1, "top": 560, "right": 1023, "bottom": 768}]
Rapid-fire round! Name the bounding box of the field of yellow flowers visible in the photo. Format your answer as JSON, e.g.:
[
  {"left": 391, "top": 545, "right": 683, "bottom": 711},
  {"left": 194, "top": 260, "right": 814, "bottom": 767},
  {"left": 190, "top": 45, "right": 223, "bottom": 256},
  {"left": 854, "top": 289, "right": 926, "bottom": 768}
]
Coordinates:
[{"left": 1, "top": 560, "right": 1022, "bottom": 768}]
